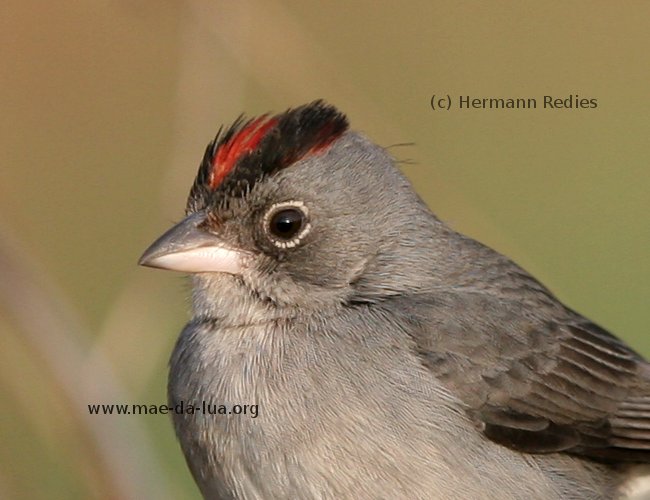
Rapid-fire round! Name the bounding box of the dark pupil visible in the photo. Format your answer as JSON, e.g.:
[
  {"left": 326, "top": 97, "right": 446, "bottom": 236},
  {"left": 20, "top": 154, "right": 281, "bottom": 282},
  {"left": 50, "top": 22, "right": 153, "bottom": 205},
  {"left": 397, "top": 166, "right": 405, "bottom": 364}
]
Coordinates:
[{"left": 270, "top": 209, "right": 303, "bottom": 239}]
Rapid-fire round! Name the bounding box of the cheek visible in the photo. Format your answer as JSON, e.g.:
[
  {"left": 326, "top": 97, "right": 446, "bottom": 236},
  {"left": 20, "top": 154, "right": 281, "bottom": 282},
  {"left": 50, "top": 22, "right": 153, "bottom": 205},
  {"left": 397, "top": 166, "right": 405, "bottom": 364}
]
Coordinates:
[
  {"left": 251, "top": 215, "right": 371, "bottom": 289},
  {"left": 281, "top": 244, "right": 364, "bottom": 288},
  {"left": 251, "top": 254, "right": 279, "bottom": 277}
]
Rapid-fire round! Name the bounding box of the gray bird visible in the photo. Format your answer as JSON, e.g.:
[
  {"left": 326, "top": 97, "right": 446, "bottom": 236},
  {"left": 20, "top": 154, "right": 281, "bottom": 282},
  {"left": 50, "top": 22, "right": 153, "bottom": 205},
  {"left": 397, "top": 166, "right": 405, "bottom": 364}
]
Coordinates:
[{"left": 139, "top": 101, "right": 650, "bottom": 499}]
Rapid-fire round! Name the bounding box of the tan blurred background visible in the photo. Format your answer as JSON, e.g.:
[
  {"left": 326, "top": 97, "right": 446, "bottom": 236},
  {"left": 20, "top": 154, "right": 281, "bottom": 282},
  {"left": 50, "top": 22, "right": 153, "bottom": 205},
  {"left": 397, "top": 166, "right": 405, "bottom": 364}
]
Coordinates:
[{"left": 1, "top": 1, "right": 649, "bottom": 498}]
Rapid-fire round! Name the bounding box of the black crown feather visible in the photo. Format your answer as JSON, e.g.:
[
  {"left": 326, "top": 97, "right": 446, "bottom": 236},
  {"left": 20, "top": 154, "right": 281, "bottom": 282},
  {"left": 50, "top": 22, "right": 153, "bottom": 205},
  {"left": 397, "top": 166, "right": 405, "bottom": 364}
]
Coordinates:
[{"left": 187, "top": 100, "right": 349, "bottom": 213}]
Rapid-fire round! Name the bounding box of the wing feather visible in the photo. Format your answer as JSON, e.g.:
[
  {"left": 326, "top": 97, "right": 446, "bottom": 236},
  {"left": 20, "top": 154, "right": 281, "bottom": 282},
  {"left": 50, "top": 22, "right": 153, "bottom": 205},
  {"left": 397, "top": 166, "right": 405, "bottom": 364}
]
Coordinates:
[{"left": 401, "top": 291, "right": 650, "bottom": 462}]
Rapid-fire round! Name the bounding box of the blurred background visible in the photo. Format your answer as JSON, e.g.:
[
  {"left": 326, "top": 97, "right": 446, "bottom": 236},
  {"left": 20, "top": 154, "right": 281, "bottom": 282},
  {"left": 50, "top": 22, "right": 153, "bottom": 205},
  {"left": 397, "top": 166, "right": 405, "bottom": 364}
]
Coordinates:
[{"left": 1, "top": 1, "right": 649, "bottom": 498}]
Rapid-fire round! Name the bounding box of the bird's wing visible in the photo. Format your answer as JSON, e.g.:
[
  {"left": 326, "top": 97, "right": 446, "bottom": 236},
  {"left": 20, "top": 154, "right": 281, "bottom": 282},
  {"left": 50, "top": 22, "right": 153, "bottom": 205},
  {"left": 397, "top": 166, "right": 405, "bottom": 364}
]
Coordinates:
[{"left": 402, "top": 291, "right": 650, "bottom": 462}]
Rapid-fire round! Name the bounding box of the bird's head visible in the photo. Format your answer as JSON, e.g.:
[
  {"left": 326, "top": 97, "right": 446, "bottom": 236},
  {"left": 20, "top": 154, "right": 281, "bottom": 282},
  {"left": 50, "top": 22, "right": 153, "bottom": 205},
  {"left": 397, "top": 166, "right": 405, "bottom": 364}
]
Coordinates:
[{"left": 139, "top": 101, "right": 435, "bottom": 321}]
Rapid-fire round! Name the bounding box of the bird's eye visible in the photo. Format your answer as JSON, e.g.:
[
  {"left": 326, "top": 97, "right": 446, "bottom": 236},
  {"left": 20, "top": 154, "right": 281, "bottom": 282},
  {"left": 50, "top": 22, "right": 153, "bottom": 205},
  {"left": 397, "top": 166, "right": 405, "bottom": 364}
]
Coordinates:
[
  {"left": 264, "top": 202, "right": 310, "bottom": 248},
  {"left": 270, "top": 209, "right": 303, "bottom": 238}
]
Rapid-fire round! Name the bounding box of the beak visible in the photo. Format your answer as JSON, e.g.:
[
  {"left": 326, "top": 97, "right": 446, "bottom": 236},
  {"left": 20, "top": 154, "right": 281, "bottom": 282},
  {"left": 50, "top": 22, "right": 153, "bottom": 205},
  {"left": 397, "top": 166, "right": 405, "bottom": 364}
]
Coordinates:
[{"left": 138, "top": 212, "right": 244, "bottom": 274}]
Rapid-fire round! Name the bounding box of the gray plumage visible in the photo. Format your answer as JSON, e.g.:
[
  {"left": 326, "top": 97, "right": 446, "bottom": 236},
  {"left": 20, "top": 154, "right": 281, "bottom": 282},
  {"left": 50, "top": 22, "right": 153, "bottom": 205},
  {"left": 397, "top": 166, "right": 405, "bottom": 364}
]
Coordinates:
[{"left": 140, "top": 102, "right": 650, "bottom": 499}]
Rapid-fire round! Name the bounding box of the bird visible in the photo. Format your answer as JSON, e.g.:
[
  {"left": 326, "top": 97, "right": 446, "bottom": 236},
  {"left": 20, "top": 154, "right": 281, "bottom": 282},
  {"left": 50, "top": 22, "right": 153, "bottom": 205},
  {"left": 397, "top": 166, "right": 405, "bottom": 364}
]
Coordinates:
[{"left": 139, "top": 100, "right": 650, "bottom": 499}]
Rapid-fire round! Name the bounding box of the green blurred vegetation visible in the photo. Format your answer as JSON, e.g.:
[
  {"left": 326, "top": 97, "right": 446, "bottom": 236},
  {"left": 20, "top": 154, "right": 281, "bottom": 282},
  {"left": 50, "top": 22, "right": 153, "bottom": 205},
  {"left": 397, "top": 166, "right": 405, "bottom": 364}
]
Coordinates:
[{"left": 1, "top": 1, "right": 648, "bottom": 499}]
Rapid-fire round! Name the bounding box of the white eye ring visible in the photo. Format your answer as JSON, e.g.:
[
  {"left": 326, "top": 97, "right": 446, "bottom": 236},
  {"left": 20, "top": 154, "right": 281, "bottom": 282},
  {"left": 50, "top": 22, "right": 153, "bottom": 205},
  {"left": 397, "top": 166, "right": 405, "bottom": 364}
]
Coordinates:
[{"left": 263, "top": 201, "right": 311, "bottom": 249}]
